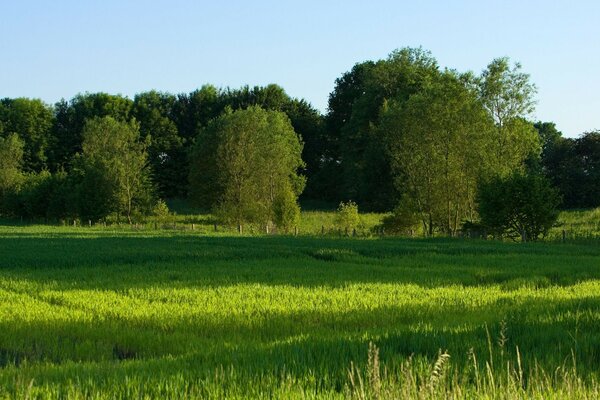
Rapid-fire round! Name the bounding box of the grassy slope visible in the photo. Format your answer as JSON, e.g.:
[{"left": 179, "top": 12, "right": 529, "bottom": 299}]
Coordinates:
[{"left": 0, "top": 224, "right": 599, "bottom": 398}]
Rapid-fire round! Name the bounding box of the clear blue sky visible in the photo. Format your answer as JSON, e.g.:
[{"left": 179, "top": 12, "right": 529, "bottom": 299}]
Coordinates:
[{"left": 1, "top": 0, "right": 598, "bottom": 137}]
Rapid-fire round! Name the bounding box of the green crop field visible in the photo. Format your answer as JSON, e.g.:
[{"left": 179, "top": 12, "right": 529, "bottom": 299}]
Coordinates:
[{"left": 1, "top": 211, "right": 600, "bottom": 398}]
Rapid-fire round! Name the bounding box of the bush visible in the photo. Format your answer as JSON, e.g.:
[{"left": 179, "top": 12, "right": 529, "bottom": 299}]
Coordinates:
[
  {"left": 380, "top": 197, "right": 420, "bottom": 235},
  {"left": 273, "top": 190, "right": 300, "bottom": 233},
  {"left": 477, "top": 172, "right": 561, "bottom": 241},
  {"left": 152, "top": 200, "right": 173, "bottom": 225},
  {"left": 335, "top": 201, "right": 360, "bottom": 232}
]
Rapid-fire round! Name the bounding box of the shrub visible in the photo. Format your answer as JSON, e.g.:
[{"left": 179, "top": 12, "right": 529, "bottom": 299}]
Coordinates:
[
  {"left": 380, "top": 197, "right": 420, "bottom": 235},
  {"left": 273, "top": 189, "right": 300, "bottom": 233},
  {"left": 152, "top": 200, "right": 173, "bottom": 225},
  {"left": 335, "top": 201, "right": 360, "bottom": 232},
  {"left": 477, "top": 172, "right": 561, "bottom": 241}
]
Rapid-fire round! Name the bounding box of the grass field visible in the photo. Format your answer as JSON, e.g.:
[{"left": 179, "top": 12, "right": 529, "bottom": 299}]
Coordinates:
[{"left": 0, "top": 211, "right": 599, "bottom": 398}]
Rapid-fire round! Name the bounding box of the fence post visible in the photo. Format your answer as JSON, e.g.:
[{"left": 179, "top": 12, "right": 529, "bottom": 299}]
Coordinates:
[
  {"left": 562, "top": 229, "right": 566, "bottom": 243},
  {"left": 266, "top": 224, "right": 270, "bottom": 235},
  {"left": 191, "top": 223, "right": 195, "bottom": 231},
  {"left": 238, "top": 224, "right": 243, "bottom": 234},
  {"left": 73, "top": 220, "right": 77, "bottom": 227},
  {"left": 214, "top": 223, "right": 218, "bottom": 232},
  {"left": 294, "top": 226, "right": 298, "bottom": 236},
  {"left": 352, "top": 228, "right": 356, "bottom": 237},
  {"left": 321, "top": 225, "right": 325, "bottom": 235}
]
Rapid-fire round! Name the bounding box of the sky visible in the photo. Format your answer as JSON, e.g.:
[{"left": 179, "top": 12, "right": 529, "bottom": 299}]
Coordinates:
[{"left": 1, "top": 0, "right": 598, "bottom": 137}]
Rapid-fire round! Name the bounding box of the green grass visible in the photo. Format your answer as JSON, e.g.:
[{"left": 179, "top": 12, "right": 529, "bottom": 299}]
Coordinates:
[{"left": 0, "top": 219, "right": 600, "bottom": 398}]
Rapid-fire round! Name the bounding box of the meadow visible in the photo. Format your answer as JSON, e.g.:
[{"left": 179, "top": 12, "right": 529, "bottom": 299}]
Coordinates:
[{"left": 0, "top": 210, "right": 599, "bottom": 398}]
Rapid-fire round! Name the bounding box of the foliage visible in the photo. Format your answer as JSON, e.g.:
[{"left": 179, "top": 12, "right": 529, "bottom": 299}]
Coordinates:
[
  {"left": 151, "top": 199, "right": 174, "bottom": 225},
  {"left": 542, "top": 130, "right": 600, "bottom": 208},
  {"left": 189, "top": 106, "right": 305, "bottom": 227},
  {"left": 478, "top": 172, "right": 561, "bottom": 241},
  {"left": 0, "top": 98, "right": 54, "bottom": 172},
  {"left": 331, "top": 48, "right": 440, "bottom": 210},
  {"left": 381, "top": 72, "right": 493, "bottom": 236},
  {"left": 50, "top": 93, "right": 133, "bottom": 170},
  {"left": 1, "top": 50, "right": 598, "bottom": 223},
  {"left": 478, "top": 58, "right": 541, "bottom": 175},
  {"left": 335, "top": 200, "right": 360, "bottom": 231},
  {"left": 380, "top": 197, "right": 421, "bottom": 235},
  {"left": 133, "top": 91, "right": 186, "bottom": 198},
  {"left": 0, "top": 133, "right": 25, "bottom": 207},
  {"left": 272, "top": 189, "right": 301, "bottom": 232},
  {"left": 80, "top": 116, "right": 153, "bottom": 222}
]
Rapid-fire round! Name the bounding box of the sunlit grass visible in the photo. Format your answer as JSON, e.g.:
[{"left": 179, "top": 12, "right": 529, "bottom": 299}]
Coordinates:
[{"left": 0, "top": 212, "right": 599, "bottom": 398}]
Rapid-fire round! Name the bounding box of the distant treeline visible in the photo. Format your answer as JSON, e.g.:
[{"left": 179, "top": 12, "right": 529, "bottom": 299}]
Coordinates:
[{"left": 0, "top": 47, "right": 598, "bottom": 234}]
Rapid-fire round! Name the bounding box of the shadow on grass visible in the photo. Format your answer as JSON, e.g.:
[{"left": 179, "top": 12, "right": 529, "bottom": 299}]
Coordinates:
[{"left": 1, "top": 234, "right": 600, "bottom": 290}]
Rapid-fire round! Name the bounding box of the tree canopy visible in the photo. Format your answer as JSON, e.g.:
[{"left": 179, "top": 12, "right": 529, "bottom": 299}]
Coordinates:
[
  {"left": 189, "top": 106, "right": 305, "bottom": 228},
  {"left": 0, "top": 47, "right": 597, "bottom": 227}
]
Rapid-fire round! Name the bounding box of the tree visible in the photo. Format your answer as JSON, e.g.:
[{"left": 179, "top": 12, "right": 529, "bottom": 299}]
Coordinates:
[
  {"left": 0, "top": 98, "right": 54, "bottom": 172},
  {"left": 380, "top": 72, "right": 493, "bottom": 236},
  {"left": 0, "top": 133, "right": 25, "bottom": 213},
  {"left": 540, "top": 130, "right": 600, "bottom": 209},
  {"left": 80, "top": 116, "right": 152, "bottom": 222},
  {"left": 478, "top": 58, "right": 540, "bottom": 174},
  {"left": 334, "top": 48, "right": 440, "bottom": 210},
  {"left": 477, "top": 172, "right": 561, "bottom": 241},
  {"left": 133, "top": 91, "right": 185, "bottom": 198},
  {"left": 50, "top": 93, "right": 133, "bottom": 170},
  {"left": 188, "top": 106, "right": 305, "bottom": 228}
]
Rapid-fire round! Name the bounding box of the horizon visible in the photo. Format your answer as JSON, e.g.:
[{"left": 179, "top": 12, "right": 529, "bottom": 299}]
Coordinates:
[{"left": 1, "top": 0, "right": 598, "bottom": 137}]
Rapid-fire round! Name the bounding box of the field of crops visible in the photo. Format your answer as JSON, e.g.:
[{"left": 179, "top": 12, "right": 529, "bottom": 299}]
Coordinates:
[{"left": 0, "top": 212, "right": 600, "bottom": 398}]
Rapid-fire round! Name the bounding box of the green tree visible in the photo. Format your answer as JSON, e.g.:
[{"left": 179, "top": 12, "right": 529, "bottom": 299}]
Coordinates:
[
  {"left": 188, "top": 106, "right": 305, "bottom": 228},
  {"left": 80, "top": 116, "right": 152, "bottom": 222},
  {"left": 478, "top": 58, "right": 540, "bottom": 174},
  {"left": 133, "top": 91, "right": 185, "bottom": 198},
  {"left": 0, "top": 98, "right": 54, "bottom": 172},
  {"left": 0, "top": 133, "right": 25, "bottom": 213},
  {"left": 380, "top": 72, "right": 493, "bottom": 236},
  {"left": 477, "top": 172, "right": 561, "bottom": 241},
  {"left": 50, "top": 93, "right": 133, "bottom": 170}
]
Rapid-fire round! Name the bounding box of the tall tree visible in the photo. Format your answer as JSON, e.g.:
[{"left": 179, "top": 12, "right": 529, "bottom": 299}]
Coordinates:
[
  {"left": 380, "top": 72, "right": 493, "bottom": 235},
  {"left": 478, "top": 58, "right": 540, "bottom": 174},
  {"left": 329, "top": 48, "right": 440, "bottom": 210},
  {"left": 0, "top": 98, "right": 54, "bottom": 172},
  {"left": 50, "top": 93, "right": 133, "bottom": 170},
  {"left": 189, "top": 106, "right": 304, "bottom": 227},
  {"left": 0, "top": 133, "right": 25, "bottom": 208},
  {"left": 133, "top": 91, "right": 185, "bottom": 198},
  {"left": 80, "top": 116, "right": 152, "bottom": 222}
]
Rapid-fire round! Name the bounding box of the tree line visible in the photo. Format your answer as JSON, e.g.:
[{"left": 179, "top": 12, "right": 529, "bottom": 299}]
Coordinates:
[{"left": 0, "top": 47, "right": 598, "bottom": 238}]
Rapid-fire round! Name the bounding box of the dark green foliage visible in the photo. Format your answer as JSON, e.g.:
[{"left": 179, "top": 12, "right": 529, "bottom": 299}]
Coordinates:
[
  {"left": 49, "top": 93, "right": 133, "bottom": 170},
  {"left": 133, "top": 91, "right": 186, "bottom": 198},
  {"left": 380, "top": 200, "right": 421, "bottom": 235},
  {"left": 1, "top": 50, "right": 598, "bottom": 223},
  {"left": 477, "top": 172, "right": 561, "bottom": 241},
  {"left": 0, "top": 133, "right": 25, "bottom": 205},
  {"left": 331, "top": 48, "right": 440, "bottom": 210},
  {"left": 538, "top": 129, "right": 600, "bottom": 208},
  {"left": 0, "top": 98, "right": 54, "bottom": 172}
]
